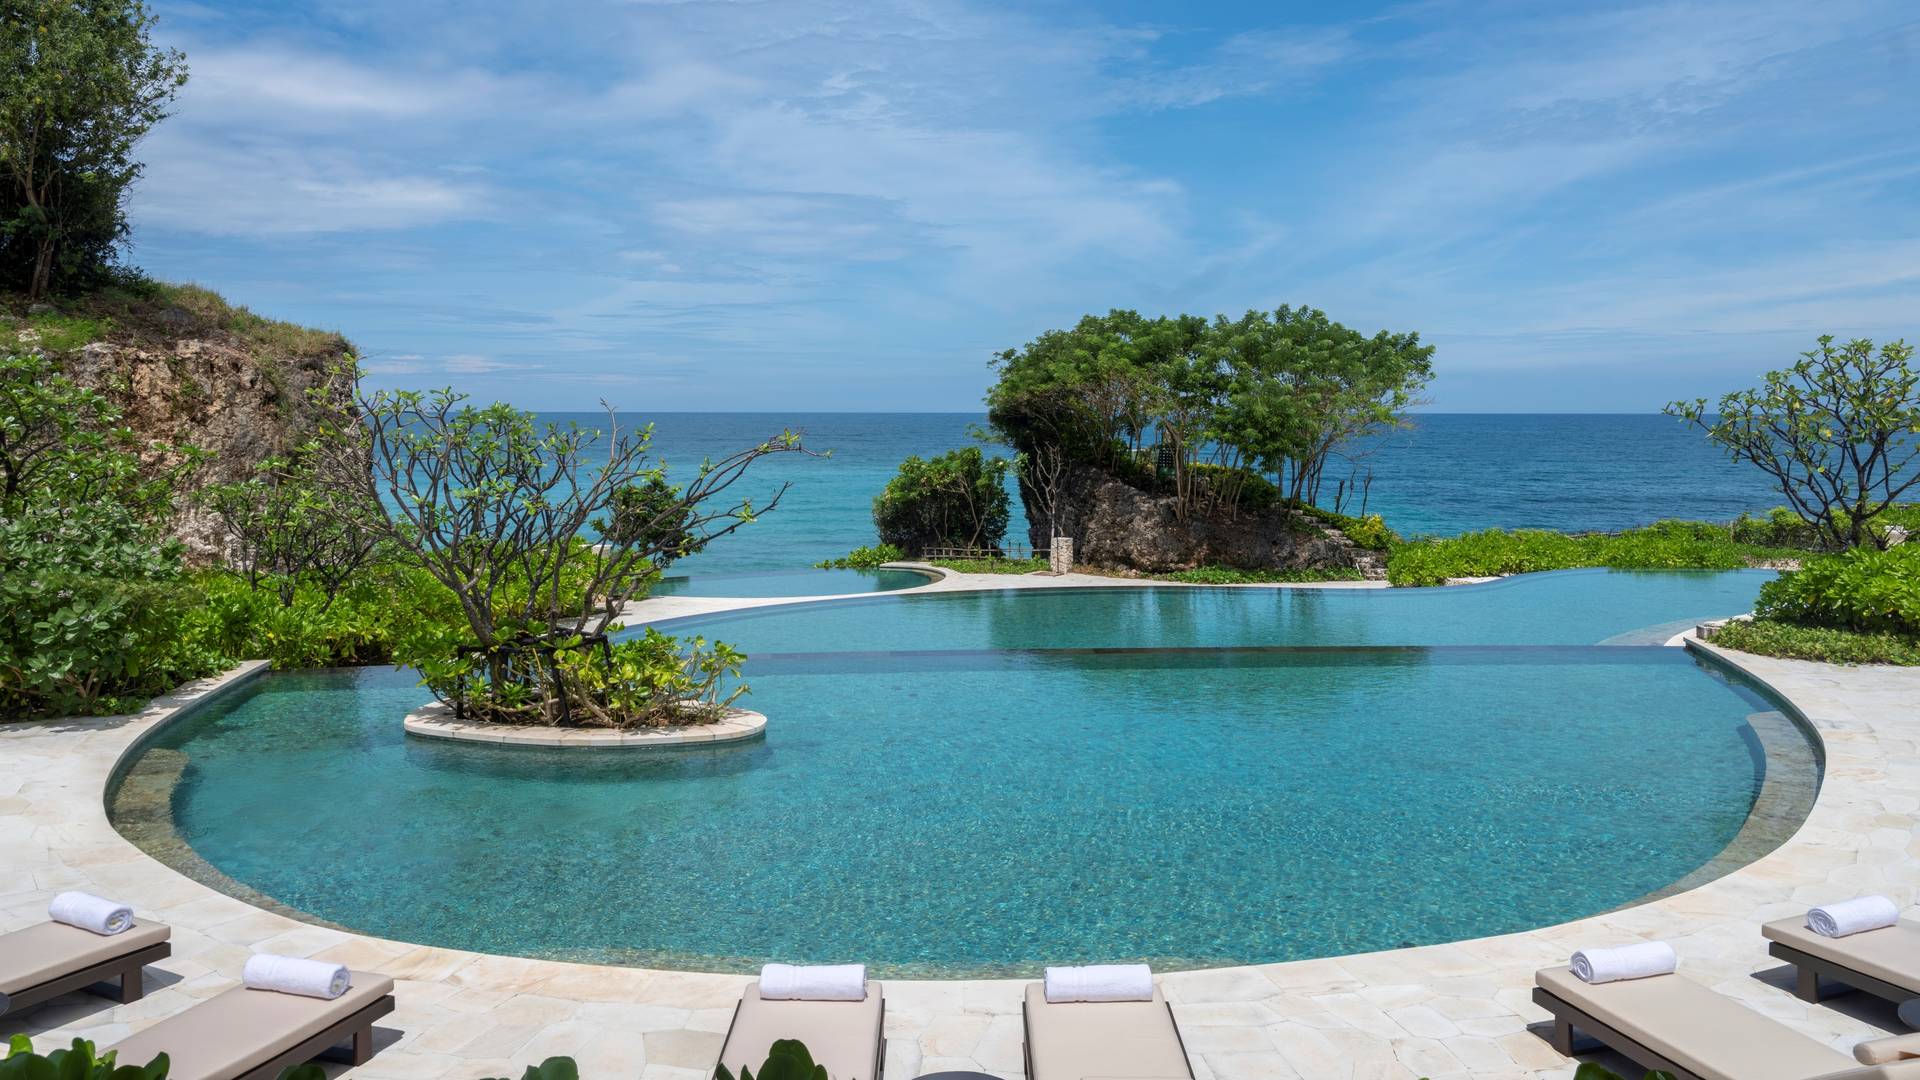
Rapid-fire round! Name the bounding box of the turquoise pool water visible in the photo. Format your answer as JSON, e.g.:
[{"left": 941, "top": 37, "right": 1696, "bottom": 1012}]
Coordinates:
[
  {"left": 647, "top": 567, "right": 932, "bottom": 598},
  {"left": 117, "top": 569, "right": 1809, "bottom": 976}
]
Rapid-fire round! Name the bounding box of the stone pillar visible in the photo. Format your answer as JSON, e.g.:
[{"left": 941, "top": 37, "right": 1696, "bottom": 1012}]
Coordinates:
[{"left": 1049, "top": 535, "right": 1074, "bottom": 575}]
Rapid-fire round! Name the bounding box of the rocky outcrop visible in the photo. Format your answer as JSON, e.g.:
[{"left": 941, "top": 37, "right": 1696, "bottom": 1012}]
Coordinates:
[
  {"left": 14, "top": 294, "right": 356, "bottom": 565},
  {"left": 1023, "top": 463, "right": 1387, "bottom": 577}
]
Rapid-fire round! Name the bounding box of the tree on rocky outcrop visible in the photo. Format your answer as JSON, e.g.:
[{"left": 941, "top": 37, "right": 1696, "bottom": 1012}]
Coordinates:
[
  {"left": 0, "top": 0, "right": 188, "bottom": 299},
  {"left": 988, "top": 304, "right": 1433, "bottom": 523}
]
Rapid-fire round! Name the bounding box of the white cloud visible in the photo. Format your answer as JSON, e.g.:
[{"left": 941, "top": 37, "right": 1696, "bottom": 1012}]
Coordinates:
[{"left": 442, "top": 355, "right": 527, "bottom": 374}]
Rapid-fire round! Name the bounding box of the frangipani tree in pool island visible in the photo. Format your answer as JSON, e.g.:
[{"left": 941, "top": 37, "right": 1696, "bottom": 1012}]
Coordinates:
[{"left": 309, "top": 386, "right": 809, "bottom": 728}]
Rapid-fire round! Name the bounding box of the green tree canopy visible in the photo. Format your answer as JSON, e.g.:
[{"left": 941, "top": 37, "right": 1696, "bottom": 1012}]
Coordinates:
[
  {"left": 0, "top": 0, "right": 187, "bottom": 298},
  {"left": 1666, "top": 336, "right": 1919, "bottom": 550},
  {"left": 872, "top": 446, "right": 1012, "bottom": 555},
  {"left": 987, "top": 305, "right": 1433, "bottom": 518}
]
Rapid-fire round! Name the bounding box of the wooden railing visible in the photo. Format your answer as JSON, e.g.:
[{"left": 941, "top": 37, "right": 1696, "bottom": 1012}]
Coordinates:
[{"left": 921, "top": 544, "right": 1037, "bottom": 561}]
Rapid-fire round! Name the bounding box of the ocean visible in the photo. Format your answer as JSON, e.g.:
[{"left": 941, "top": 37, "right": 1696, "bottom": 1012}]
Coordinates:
[{"left": 541, "top": 412, "right": 1784, "bottom": 576}]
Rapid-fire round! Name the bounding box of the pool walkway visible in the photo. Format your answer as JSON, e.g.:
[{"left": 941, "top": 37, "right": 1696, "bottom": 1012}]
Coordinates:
[{"left": 4, "top": 572, "right": 1920, "bottom": 1078}]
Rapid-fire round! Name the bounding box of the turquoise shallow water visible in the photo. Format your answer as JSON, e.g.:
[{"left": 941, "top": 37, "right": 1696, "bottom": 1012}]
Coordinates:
[{"left": 122, "top": 570, "right": 1808, "bottom": 975}]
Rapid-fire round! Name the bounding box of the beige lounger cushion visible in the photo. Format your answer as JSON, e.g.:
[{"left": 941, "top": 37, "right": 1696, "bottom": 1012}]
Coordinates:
[
  {"left": 106, "top": 971, "right": 394, "bottom": 1080},
  {"left": 1024, "top": 983, "right": 1193, "bottom": 1080},
  {"left": 1536, "top": 966, "right": 1854, "bottom": 1080},
  {"left": 718, "top": 983, "right": 884, "bottom": 1080},
  {"left": 1766, "top": 917, "right": 1920, "bottom": 995},
  {"left": 0, "top": 919, "right": 170, "bottom": 995}
]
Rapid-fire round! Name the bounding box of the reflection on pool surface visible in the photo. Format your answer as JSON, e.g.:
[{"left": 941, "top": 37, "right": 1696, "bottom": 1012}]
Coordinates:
[
  {"left": 114, "top": 569, "right": 1811, "bottom": 976},
  {"left": 647, "top": 567, "right": 932, "bottom": 598}
]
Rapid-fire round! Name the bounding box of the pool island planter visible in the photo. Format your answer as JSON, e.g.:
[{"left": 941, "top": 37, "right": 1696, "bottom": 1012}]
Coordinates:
[{"left": 402, "top": 700, "right": 767, "bottom": 748}]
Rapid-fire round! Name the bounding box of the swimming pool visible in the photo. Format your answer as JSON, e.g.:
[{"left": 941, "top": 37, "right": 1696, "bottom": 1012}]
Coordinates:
[
  {"left": 647, "top": 567, "right": 934, "bottom": 598},
  {"left": 112, "top": 569, "right": 1812, "bottom": 976}
]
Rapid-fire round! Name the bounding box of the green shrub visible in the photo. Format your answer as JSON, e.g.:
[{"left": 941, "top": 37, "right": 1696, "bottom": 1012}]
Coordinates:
[
  {"left": 1732, "top": 506, "right": 1825, "bottom": 550},
  {"left": 550, "top": 628, "right": 746, "bottom": 727},
  {"left": 0, "top": 1035, "right": 168, "bottom": 1079},
  {"left": 873, "top": 447, "right": 1012, "bottom": 555},
  {"left": 1160, "top": 565, "right": 1365, "bottom": 584},
  {"left": 1385, "top": 524, "right": 1801, "bottom": 587},
  {"left": 1753, "top": 544, "right": 1920, "bottom": 636},
  {"left": 929, "top": 556, "right": 1050, "bottom": 575},
  {"left": 607, "top": 475, "right": 703, "bottom": 568},
  {"left": 0, "top": 505, "right": 221, "bottom": 717},
  {"left": 815, "top": 543, "right": 905, "bottom": 569},
  {"left": 1710, "top": 618, "right": 1920, "bottom": 665},
  {"left": 717, "top": 1040, "right": 826, "bottom": 1080},
  {"left": 1731, "top": 503, "right": 1920, "bottom": 551},
  {"left": 179, "top": 565, "right": 462, "bottom": 670}
]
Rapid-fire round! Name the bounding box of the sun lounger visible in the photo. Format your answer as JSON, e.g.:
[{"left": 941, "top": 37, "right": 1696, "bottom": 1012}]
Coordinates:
[
  {"left": 1533, "top": 965, "right": 1920, "bottom": 1080},
  {"left": 1021, "top": 982, "right": 1195, "bottom": 1080},
  {"left": 0, "top": 918, "right": 172, "bottom": 1018},
  {"left": 102, "top": 970, "right": 395, "bottom": 1080},
  {"left": 716, "top": 982, "right": 885, "bottom": 1080},
  {"left": 1765, "top": 917, "right": 1920, "bottom": 1005}
]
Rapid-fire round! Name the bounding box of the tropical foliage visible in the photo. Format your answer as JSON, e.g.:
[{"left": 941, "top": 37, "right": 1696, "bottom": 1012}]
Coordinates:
[
  {"left": 987, "top": 305, "right": 1433, "bottom": 523},
  {"left": 872, "top": 446, "right": 1012, "bottom": 555},
  {"left": 1384, "top": 522, "right": 1804, "bottom": 587},
  {"left": 304, "top": 389, "right": 803, "bottom": 727},
  {"left": 0, "top": 1036, "right": 167, "bottom": 1080},
  {"left": 0, "top": 0, "right": 188, "bottom": 299},
  {"left": 0, "top": 349, "right": 215, "bottom": 716},
  {"left": 716, "top": 1039, "right": 827, "bottom": 1080},
  {"left": 1710, "top": 618, "right": 1920, "bottom": 666},
  {"left": 1667, "top": 336, "right": 1919, "bottom": 550},
  {"left": 815, "top": 543, "right": 904, "bottom": 569},
  {"left": 1753, "top": 543, "right": 1920, "bottom": 637},
  {"left": 1159, "top": 564, "right": 1365, "bottom": 584}
]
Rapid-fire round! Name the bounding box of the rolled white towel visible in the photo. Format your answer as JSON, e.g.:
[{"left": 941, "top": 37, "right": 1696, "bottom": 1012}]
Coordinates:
[
  {"left": 758, "top": 963, "right": 866, "bottom": 1001},
  {"left": 48, "top": 891, "right": 133, "bottom": 936},
  {"left": 242, "top": 953, "right": 350, "bottom": 1000},
  {"left": 1569, "top": 942, "right": 1677, "bottom": 984},
  {"left": 1043, "top": 963, "right": 1154, "bottom": 1003},
  {"left": 1809, "top": 896, "right": 1900, "bottom": 938}
]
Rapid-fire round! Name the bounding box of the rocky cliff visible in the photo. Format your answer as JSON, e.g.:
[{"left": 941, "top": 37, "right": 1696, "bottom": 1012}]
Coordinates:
[
  {"left": 8, "top": 285, "right": 356, "bottom": 564},
  {"left": 1022, "top": 462, "right": 1388, "bottom": 577}
]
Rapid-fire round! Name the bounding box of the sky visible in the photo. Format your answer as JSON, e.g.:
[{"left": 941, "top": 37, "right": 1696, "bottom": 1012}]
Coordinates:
[{"left": 129, "top": 0, "right": 1920, "bottom": 412}]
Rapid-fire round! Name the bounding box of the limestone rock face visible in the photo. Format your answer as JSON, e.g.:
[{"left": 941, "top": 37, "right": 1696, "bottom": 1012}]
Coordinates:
[
  {"left": 44, "top": 327, "right": 354, "bottom": 565},
  {"left": 1022, "top": 463, "right": 1387, "bottom": 577}
]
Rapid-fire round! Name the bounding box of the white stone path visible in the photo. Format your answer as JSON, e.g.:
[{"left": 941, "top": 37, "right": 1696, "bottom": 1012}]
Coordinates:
[{"left": 4, "top": 570, "right": 1920, "bottom": 1079}]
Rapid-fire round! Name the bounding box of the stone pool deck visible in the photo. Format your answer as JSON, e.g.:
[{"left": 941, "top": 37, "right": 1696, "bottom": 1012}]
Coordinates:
[{"left": 4, "top": 574, "right": 1920, "bottom": 1078}]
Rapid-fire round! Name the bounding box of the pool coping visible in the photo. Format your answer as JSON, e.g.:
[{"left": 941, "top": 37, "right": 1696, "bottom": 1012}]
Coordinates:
[
  {"left": 402, "top": 702, "right": 768, "bottom": 749},
  {"left": 6, "top": 576, "right": 1919, "bottom": 1078}
]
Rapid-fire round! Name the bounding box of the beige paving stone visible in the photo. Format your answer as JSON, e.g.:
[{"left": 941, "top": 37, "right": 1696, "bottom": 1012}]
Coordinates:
[{"left": 640, "top": 1028, "right": 724, "bottom": 1070}]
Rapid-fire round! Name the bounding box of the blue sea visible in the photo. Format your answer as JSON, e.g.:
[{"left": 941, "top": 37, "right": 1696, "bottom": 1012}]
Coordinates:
[{"left": 549, "top": 412, "right": 1782, "bottom": 575}]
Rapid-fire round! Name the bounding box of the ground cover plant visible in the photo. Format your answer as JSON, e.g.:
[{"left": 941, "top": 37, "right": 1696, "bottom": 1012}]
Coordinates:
[
  {"left": 1158, "top": 564, "right": 1366, "bottom": 584},
  {"left": 929, "top": 555, "right": 1050, "bottom": 574},
  {"left": 1384, "top": 522, "right": 1807, "bottom": 587},
  {"left": 814, "top": 543, "right": 905, "bottom": 569}
]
